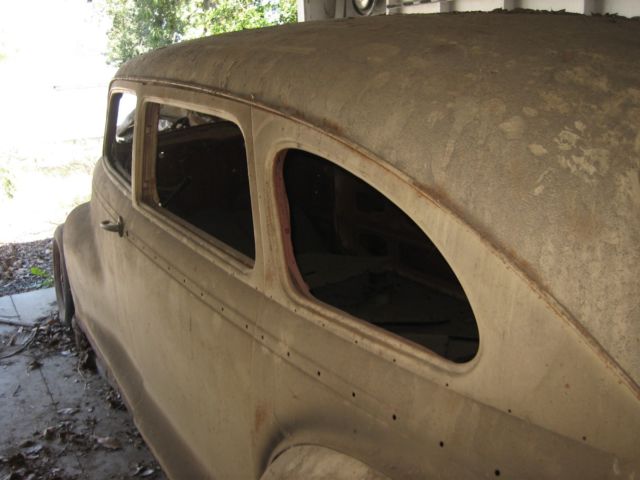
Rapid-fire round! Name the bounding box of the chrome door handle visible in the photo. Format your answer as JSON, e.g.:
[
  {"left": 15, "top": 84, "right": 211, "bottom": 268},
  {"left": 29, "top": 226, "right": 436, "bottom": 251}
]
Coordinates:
[{"left": 100, "top": 216, "right": 124, "bottom": 237}]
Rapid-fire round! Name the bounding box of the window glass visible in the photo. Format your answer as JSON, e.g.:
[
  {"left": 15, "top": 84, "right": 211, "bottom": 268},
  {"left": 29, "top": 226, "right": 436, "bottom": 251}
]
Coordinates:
[
  {"left": 106, "top": 92, "right": 136, "bottom": 180},
  {"left": 282, "top": 149, "right": 479, "bottom": 363},
  {"left": 148, "top": 103, "right": 255, "bottom": 261}
]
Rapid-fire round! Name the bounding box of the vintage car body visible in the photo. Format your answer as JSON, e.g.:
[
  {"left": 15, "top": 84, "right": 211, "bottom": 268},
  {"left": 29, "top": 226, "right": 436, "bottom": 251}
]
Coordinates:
[{"left": 54, "top": 12, "right": 639, "bottom": 479}]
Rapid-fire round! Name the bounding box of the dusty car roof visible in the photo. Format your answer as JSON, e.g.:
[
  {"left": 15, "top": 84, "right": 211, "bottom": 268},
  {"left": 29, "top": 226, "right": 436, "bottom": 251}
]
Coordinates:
[{"left": 116, "top": 13, "right": 640, "bottom": 387}]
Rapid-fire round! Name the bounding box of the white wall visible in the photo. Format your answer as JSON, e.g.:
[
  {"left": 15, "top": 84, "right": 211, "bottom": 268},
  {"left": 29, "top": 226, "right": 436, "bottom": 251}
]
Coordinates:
[
  {"left": 599, "top": 0, "right": 640, "bottom": 16},
  {"left": 302, "top": 0, "right": 640, "bottom": 19}
]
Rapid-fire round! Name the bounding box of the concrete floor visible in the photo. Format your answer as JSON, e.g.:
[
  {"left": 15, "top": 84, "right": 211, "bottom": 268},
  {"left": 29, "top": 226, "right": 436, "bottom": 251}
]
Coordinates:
[{"left": 0, "top": 289, "right": 166, "bottom": 479}]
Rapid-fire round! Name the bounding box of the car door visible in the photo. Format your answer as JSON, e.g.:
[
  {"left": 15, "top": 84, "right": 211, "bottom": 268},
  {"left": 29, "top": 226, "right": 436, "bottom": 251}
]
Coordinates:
[
  {"left": 101, "top": 83, "right": 265, "bottom": 479},
  {"left": 65, "top": 85, "right": 139, "bottom": 364}
]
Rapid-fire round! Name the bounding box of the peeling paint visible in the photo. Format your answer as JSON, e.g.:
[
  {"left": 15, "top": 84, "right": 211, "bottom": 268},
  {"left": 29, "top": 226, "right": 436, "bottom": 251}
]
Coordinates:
[
  {"left": 615, "top": 170, "right": 640, "bottom": 207},
  {"left": 557, "top": 151, "right": 609, "bottom": 182},
  {"left": 529, "top": 144, "right": 548, "bottom": 157},
  {"left": 555, "top": 129, "right": 581, "bottom": 151},
  {"left": 499, "top": 116, "right": 525, "bottom": 140}
]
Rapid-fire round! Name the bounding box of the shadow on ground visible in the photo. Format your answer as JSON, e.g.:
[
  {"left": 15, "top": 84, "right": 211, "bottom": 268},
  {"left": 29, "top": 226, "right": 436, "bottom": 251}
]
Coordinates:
[{"left": 0, "top": 313, "right": 166, "bottom": 480}]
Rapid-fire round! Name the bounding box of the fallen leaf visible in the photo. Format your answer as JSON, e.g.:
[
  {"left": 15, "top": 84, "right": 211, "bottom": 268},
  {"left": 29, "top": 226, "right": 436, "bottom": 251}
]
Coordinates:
[
  {"left": 27, "top": 359, "right": 42, "bottom": 371},
  {"left": 95, "top": 436, "right": 122, "bottom": 451},
  {"left": 41, "top": 426, "right": 57, "bottom": 440},
  {"left": 133, "top": 464, "right": 155, "bottom": 477},
  {"left": 23, "top": 444, "right": 43, "bottom": 456},
  {"left": 105, "top": 389, "right": 125, "bottom": 410},
  {"left": 57, "top": 407, "right": 78, "bottom": 416}
]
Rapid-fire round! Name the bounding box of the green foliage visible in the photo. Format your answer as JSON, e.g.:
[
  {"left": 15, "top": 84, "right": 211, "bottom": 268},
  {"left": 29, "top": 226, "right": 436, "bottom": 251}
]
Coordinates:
[
  {"left": 104, "top": 0, "right": 297, "bottom": 66},
  {"left": 105, "top": 0, "right": 189, "bottom": 65},
  {"left": 187, "top": 0, "right": 297, "bottom": 36},
  {"left": 30, "top": 266, "right": 54, "bottom": 288}
]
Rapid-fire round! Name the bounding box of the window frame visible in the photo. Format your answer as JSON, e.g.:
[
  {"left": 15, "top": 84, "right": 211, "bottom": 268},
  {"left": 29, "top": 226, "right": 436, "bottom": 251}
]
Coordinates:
[
  {"left": 253, "top": 110, "right": 482, "bottom": 373},
  {"left": 134, "top": 86, "right": 260, "bottom": 278},
  {"left": 103, "top": 86, "right": 139, "bottom": 192},
  {"left": 275, "top": 147, "right": 481, "bottom": 359}
]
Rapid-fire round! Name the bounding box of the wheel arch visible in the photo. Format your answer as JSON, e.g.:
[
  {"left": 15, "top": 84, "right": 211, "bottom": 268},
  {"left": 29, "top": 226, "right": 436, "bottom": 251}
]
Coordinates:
[
  {"left": 259, "top": 445, "right": 391, "bottom": 480},
  {"left": 53, "top": 224, "right": 75, "bottom": 326}
]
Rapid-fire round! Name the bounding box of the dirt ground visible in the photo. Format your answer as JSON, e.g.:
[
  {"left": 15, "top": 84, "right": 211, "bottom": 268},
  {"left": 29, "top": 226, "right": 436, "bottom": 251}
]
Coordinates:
[
  {"left": 0, "top": 314, "right": 166, "bottom": 480},
  {"left": 0, "top": 239, "right": 54, "bottom": 297}
]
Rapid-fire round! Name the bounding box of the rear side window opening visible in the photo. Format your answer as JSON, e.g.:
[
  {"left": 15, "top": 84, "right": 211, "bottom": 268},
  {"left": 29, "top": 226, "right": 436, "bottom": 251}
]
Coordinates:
[
  {"left": 280, "top": 149, "right": 479, "bottom": 363},
  {"left": 144, "top": 102, "right": 255, "bottom": 262}
]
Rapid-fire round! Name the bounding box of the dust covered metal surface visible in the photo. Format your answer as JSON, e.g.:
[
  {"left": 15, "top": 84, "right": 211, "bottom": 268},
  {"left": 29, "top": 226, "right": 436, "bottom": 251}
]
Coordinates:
[
  {"left": 56, "top": 11, "right": 640, "bottom": 479},
  {"left": 117, "top": 13, "right": 640, "bottom": 384}
]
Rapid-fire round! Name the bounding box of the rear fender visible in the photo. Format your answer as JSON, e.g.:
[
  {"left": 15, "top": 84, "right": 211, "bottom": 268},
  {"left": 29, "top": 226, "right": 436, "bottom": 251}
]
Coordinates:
[{"left": 260, "top": 445, "right": 391, "bottom": 480}]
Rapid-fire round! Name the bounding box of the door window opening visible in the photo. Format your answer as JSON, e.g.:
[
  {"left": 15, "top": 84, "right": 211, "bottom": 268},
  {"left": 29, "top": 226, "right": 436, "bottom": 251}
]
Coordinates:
[
  {"left": 147, "top": 103, "right": 255, "bottom": 262},
  {"left": 106, "top": 91, "right": 137, "bottom": 181}
]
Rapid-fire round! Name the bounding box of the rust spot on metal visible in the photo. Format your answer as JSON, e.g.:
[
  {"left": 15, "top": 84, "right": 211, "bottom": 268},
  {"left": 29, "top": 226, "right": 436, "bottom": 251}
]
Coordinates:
[
  {"left": 273, "top": 152, "right": 311, "bottom": 295},
  {"left": 319, "top": 117, "right": 344, "bottom": 137},
  {"left": 499, "top": 245, "right": 546, "bottom": 293},
  {"left": 273, "top": 98, "right": 346, "bottom": 139}
]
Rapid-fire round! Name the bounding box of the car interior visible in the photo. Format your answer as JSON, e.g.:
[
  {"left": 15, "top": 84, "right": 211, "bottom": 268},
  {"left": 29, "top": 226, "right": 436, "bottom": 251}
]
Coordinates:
[
  {"left": 152, "top": 106, "right": 255, "bottom": 261},
  {"left": 283, "top": 150, "right": 479, "bottom": 363}
]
